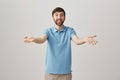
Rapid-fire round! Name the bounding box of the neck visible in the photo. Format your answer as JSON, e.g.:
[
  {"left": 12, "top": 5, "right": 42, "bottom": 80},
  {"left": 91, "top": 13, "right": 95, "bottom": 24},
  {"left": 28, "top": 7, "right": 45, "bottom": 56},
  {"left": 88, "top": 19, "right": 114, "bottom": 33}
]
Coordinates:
[{"left": 55, "top": 24, "right": 64, "bottom": 31}]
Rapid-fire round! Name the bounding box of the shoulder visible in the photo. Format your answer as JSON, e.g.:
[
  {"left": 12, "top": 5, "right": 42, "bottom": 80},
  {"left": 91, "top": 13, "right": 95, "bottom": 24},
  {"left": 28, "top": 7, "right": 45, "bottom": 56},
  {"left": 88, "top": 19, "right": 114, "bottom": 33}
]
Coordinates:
[
  {"left": 64, "top": 26, "right": 75, "bottom": 31},
  {"left": 43, "top": 27, "right": 53, "bottom": 35},
  {"left": 64, "top": 26, "right": 76, "bottom": 36},
  {"left": 44, "top": 27, "right": 54, "bottom": 31}
]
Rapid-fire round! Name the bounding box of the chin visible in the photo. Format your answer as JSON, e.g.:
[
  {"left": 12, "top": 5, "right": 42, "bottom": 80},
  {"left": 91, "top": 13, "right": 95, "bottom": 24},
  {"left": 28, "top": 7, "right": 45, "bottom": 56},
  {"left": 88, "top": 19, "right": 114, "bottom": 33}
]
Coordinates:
[{"left": 57, "top": 24, "right": 63, "bottom": 26}]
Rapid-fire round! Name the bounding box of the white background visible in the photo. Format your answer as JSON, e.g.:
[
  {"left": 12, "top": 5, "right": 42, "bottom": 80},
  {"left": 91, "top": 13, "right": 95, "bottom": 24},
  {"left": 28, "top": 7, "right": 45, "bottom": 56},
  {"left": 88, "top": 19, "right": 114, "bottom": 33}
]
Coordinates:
[{"left": 0, "top": 0, "right": 120, "bottom": 80}]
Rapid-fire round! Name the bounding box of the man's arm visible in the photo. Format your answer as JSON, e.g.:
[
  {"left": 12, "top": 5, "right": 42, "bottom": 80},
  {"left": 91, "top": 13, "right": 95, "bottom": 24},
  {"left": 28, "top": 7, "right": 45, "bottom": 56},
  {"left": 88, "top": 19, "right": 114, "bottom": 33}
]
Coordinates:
[
  {"left": 24, "top": 35, "right": 47, "bottom": 44},
  {"left": 71, "top": 35, "right": 97, "bottom": 45}
]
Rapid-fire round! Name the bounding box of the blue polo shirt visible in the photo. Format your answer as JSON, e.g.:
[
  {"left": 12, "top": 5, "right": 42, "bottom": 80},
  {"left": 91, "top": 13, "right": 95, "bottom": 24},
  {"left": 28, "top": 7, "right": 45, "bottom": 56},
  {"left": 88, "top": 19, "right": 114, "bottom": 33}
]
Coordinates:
[{"left": 43, "top": 26, "right": 76, "bottom": 74}]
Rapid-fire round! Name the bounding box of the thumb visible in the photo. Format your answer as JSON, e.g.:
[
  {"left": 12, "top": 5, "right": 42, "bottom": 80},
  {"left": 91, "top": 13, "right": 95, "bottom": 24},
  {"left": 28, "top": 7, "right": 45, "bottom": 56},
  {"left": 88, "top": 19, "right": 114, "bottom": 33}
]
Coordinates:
[
  {"left": 89, "top": 35, "right": 97, "bottom": 38},
  {"left": 24, "top": 36, "right": 28, "bottom": 39}
]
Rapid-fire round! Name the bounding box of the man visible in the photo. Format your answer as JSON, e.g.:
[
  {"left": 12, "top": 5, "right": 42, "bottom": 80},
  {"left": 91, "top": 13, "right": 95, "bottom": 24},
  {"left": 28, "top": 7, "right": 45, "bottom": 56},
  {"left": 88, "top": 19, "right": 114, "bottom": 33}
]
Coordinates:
[{"left": 24, "top": 7, "right": 97, "bottom": 80}]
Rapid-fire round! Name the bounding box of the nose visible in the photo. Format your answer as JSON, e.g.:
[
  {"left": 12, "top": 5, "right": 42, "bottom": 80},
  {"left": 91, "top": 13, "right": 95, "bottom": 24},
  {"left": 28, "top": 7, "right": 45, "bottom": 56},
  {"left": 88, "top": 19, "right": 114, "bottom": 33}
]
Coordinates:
[{"left": 57, "top": 15, "right": 61, "bottom": 19}]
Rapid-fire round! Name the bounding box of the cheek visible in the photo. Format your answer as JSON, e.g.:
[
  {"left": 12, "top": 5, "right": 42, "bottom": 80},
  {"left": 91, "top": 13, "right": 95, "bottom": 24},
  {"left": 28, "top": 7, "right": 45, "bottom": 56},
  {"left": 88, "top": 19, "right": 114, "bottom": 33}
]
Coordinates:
[
  {"left": 52, "top": 17, "right": 56, "bottom": 21},
  {"left": 61, "top": 16, "right": 65, "bottom": 19},
  {"left": 61, "top": 17, "right": 65, "bottom": 21}
]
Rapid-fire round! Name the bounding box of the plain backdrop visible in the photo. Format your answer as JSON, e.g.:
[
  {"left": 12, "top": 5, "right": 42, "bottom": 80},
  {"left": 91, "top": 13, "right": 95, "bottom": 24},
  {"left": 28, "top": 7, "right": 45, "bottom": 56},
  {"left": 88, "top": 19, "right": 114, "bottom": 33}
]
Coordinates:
[{"left": 0, "top": 0, "right": 120, "bottom": 80}]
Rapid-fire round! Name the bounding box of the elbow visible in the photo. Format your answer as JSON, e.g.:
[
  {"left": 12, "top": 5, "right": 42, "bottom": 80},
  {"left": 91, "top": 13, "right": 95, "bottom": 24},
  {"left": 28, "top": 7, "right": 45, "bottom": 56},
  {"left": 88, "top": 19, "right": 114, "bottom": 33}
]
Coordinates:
[
  {"left": 76, "top": 43, "right": 81, "bottom": 45},
  {"left": 75, "top": 41, "right": 85, "bottom": 45},
  {"left": 39, "top": 40, "right": 46, "bottom": 44},
  {"left": 38, "top": 41, "right": 45, "bottom": 44},
  {"left": 75, "top": 42, "right": 81, "bottom": 45}
]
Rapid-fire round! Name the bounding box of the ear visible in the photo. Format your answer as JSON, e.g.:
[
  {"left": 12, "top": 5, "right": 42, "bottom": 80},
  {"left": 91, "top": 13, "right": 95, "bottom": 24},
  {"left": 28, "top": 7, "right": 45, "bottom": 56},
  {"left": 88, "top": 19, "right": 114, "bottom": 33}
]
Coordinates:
[{"left": 52, "top": 15, "right": 55, "bottom": 19}]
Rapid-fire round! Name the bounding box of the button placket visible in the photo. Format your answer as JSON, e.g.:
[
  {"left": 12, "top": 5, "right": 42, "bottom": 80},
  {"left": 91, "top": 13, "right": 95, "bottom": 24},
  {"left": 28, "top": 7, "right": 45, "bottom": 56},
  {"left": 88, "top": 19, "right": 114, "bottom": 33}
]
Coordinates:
[{"left": 57, "top": 31, "right": 61, "bottom": 42}]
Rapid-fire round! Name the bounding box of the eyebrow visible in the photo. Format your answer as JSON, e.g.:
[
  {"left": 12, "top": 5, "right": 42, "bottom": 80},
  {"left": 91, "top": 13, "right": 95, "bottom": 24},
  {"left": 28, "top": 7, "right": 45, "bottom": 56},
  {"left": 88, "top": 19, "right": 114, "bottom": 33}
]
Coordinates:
[{"left": 55, "top": 12, "right": 64, "bottom": 15}]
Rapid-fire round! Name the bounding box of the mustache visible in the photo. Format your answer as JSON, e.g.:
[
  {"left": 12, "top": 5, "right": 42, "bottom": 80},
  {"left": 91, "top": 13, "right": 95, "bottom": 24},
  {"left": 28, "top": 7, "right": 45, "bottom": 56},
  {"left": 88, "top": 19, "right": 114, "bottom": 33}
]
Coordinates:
[{"left": 56, "top": 19, "right": 62, "bottom": 21}]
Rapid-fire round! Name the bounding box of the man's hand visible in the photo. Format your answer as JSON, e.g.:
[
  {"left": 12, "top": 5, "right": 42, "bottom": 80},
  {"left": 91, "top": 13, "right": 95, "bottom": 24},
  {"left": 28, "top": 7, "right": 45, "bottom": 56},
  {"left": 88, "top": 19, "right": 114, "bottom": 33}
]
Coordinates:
[
  {"left": 83, "top": 35, "right": 97, "bottom": 45},
  {"left": 24, "top": 36, "right": 35, "bottom": 43},
  {"left": 72, "top": 35, "right": 97, "bottom": 45},
  {"left": 24, "top": 35, "right": 47, "bottom": 44}
]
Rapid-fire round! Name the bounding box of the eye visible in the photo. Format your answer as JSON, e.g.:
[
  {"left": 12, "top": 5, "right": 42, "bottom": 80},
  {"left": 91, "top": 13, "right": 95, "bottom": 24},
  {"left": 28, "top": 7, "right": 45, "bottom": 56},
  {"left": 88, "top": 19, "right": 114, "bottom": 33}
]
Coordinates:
[
  {"left": 60, "top": 13, "right": 64, "bottom": 17},
  {"left": 55, "top": 14, "right": 58, "bottom": 16}
]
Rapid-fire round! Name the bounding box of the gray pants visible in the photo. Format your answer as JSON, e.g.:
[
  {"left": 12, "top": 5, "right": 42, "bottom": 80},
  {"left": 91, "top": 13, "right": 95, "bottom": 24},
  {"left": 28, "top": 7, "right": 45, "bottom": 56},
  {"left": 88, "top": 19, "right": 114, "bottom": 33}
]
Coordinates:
[{"left": 45, "top": 73, "right": 72, "bottom": 80}]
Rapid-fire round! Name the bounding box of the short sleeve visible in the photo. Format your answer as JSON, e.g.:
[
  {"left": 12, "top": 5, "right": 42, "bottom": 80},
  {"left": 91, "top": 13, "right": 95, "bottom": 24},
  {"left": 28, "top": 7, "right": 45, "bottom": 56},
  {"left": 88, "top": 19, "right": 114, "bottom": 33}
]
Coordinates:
[
  {"left": 70, "top": 28, "right": 76, "bottom": 39},
  {"left": 43, "top": 29, "right": 49, "bottom": 37}
]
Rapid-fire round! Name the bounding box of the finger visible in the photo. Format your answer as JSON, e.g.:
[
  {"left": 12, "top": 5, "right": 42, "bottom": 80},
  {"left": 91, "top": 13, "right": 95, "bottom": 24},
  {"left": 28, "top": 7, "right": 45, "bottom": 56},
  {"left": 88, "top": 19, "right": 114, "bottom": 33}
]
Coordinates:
[
  {"left": 88, "top": 40, "right": 92, "bottom": 45},
  {"left": 92, "top": 41, "right": 96, "bottom": 45},
  {"left": 89, "top": 35, "right": 97, "bottom": 38},
  {"left": 24, "top": 40, "right": 30, "bottom": 43},
  {"left": 86, "top": 38, "right": 91, "bottom": 44},
  {"left": 24, "top": 36, "right": 28, "bottom": 39},
  {"left": 92, "top": 40, "right": 98, "bottom": 45},
  {"left": 94, "top": 40, "right": 97, "bottom": 44},
  {"left": 24, "top": 38, "right": 30, "bottom": 43},
  {"left": 91, "top": 40, "right": 94, "bottom": 45},
  {"left": 89, "top": 39, "right": 95, "bottom": 45},
  {"left": 24, "top": 38, "right": 28, "bottom": 42},
  {"left": 30, "top": 37, "right": 35, "bottom": 40},
  {"left": 24, "top": 39, "right": 28, "bottom": 42}
]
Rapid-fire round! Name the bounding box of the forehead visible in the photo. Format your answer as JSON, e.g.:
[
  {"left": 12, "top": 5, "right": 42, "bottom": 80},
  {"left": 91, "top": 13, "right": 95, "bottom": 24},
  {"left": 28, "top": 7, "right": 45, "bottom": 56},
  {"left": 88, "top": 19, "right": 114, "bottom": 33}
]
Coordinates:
[{"left": 54, "top": 12, "right": 64, "bottom": 15}]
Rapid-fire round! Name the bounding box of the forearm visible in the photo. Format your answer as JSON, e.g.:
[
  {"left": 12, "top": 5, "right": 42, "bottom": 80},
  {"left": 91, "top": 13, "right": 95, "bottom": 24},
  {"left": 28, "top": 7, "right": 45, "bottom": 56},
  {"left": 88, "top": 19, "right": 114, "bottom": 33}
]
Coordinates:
[
  {"left": 72, "top": 35, "right": 86, "bottom": 45},
  {"left": 75, "top": 36, "right": 97, "bottom": 45},
  {"left": 33, "top": 37, "right": 45, "bottom": 44},
  {"left": 76, "top": 38, "right": 86, "bottom": 45}
]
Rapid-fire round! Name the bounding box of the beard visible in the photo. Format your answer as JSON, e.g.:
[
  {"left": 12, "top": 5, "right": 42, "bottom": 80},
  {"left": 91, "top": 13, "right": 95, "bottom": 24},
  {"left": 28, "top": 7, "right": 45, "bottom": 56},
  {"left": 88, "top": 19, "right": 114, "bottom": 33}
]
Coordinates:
[{"left": 54, "top": 19, "right": 64, "bottom": 26}]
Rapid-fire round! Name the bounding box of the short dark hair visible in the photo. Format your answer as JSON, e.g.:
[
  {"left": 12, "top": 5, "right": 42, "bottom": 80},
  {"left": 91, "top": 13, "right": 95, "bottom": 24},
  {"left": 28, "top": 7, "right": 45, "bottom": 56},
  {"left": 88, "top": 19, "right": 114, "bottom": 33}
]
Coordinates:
[{"left": 52, "top": 7, "right": 66, "bottom": 16}]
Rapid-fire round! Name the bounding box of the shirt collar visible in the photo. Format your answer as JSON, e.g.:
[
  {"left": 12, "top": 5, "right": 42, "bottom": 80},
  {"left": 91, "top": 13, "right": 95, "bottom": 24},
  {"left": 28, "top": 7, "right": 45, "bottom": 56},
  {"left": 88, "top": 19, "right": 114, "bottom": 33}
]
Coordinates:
[{"left": 53, "top": 26, "right": 66, "bottom": 32}]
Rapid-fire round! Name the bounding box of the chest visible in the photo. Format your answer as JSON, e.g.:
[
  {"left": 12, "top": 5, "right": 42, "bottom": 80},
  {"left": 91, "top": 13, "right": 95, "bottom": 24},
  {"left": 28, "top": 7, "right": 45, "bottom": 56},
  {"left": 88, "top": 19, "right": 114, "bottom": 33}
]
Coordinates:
[{"left": 48, "top": 31, "right": 71, "bottom": 44}]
